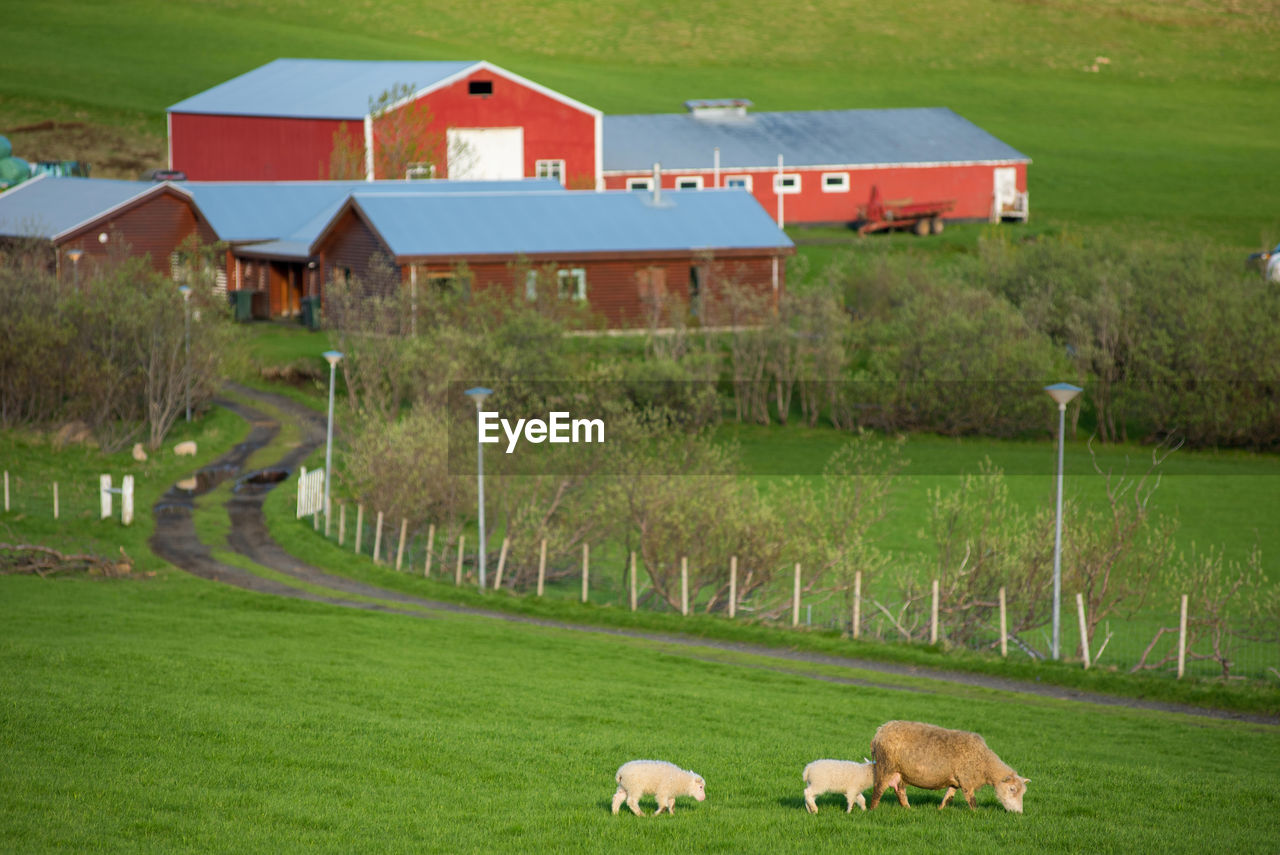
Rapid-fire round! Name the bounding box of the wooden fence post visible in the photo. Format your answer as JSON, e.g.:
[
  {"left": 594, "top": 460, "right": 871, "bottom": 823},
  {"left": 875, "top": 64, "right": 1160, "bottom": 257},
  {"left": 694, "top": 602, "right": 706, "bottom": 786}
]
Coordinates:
[
  {"left": 100, "top": 475, "right": 112, "bottom": 520},
  {"left": 121, "top": 476, "right": 133, "bottom": 526},
  {"left": 395, "top": 518, "right": 408, "bottom": 571},
  {"left": 494, "top": 537, "right": 509, "bottom": 590},
  {"left": 729, "top": 556, "right": 738, "bottom": 620},
  {"left": 929, "top": 578, "right": 939, "bottom": 644},
  {"left": 424, "top": 523, "right": 435, "bottom": 578},
  {"left": 537, "top": 538, "right": 547, "bottom": 597},
  {"left": 1177, "top": 593, "right": 1188, "bottom": 680},
  {"left": 373, "top": 511, "right": 384, "bottom": 563},
  {"left": 629, "top": 551, "right": 637, "bottom": 612},
  {"left": 681, "top": 557, "right": 689, "bottom": 617},
  {"left": 792, "top": 563, "right": 801, "bottom": 627},
  {"left": 355, "top": 504, "right": 364, "bottom": 554},
  {"left": 581, "top": 542, "right": 590, "bottom": 604},
  {"left": 852, "top": 570, "right": 862, "bottom": 639},
  {"left": 999, "top": 586, "right": 1008, "bottom": 657},
  {"left": 338, "top": 503, "right": 346, "bottom": 546},
  {"left": 313, "top": 510, "right": 320, "bottom": 531},
  {"left": 1076, "top": 592, "right": 1091, "bottom": 669},
  {"left": 455, "top": 534, "right": 465, "bottom": 585},
  {"left": 53, "top": 482, "right": 59, "bottom": 520}
]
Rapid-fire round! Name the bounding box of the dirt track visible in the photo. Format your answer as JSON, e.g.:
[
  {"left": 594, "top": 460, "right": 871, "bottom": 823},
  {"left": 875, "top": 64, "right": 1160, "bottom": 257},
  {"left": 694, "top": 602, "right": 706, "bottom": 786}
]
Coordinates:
[{"left": 148, "top": 384, "right": 1279, "bottom": 727}]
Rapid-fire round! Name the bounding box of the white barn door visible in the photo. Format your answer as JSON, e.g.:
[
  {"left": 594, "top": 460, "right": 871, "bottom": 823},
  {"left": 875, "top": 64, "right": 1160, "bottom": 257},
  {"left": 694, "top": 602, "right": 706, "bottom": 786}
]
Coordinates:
[
  {"left": 993, "top": 167, "right": 1017, "bottom": 210},
  {"left": 447, "top": 127, "right": 524, "bottom": 180}
]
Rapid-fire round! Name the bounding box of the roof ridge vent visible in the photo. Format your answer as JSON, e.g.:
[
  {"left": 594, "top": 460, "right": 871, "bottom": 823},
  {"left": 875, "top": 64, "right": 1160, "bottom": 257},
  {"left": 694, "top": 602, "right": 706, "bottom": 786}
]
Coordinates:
[{"left": 684, "top": 99, "right": 752, "bottom": 120}]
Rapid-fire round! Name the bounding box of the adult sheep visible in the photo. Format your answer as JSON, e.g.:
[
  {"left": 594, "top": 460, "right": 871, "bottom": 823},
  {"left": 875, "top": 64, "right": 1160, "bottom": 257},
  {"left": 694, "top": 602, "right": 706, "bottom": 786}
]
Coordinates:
[
  {"left": 869, "top": 720, "right": 1029, "bottom": 813},
  {"left": 611, "top": 760, "right": 706, "bottom": 816}
]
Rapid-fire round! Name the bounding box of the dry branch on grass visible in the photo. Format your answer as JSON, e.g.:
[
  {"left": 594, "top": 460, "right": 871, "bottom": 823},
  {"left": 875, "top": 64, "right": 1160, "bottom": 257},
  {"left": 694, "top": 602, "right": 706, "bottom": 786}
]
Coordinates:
[{"left": 0, "top": 543, "right": 135, "bottom": 578}]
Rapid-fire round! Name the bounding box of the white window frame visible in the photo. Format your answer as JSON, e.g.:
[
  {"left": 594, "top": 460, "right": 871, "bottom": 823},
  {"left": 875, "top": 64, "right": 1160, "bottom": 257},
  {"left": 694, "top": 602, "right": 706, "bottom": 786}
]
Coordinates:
[
  {"left": 406, "top": 162, "right": 436, "bottom": 180},
  {"left": 558, "top": 267, "right": 586, "bottom": 301},
  {"left": 724, "top": 175, "right": 753, "bottom": 191},
  {"left": 536, "top": 159, "right": 565, "bottom": 185},
  {"left": 675, "top": 175, "right": 704, "bottom": 190},
  {"left": 773, "top": 173, "right": 801, "bottom": 195},
  {"left": 525, "top": 269, "right": 539, "bottom": 301},
  {"left": 626, "top": 177, "right": 653, "bottom": 191},
  {"left": 821, "top": 172, "right": 849, "bottom": 193}
]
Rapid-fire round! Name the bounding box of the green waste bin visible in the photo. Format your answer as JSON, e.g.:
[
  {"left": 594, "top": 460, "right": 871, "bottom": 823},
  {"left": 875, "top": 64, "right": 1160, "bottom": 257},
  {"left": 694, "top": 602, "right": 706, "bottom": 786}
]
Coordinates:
[
  {"left": 299, "top": 296, "right": 320, "bottom": 331},
  {"left": 233, "top": 289, "right": 255, "bottom": 323}
]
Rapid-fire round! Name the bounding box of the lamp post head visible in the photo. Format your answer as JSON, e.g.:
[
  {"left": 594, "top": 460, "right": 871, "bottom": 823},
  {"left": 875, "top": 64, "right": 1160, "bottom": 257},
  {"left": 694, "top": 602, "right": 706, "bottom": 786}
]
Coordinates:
[
  {"left": 1044, "top": 382, "right": 1083, "bottom": 408},
  {"left": 178, "top": 284, "right": 191, "bottom": 300},
  {"left": 322, "top": 350, "right": 344, "bottom": 367},
  {"left": 66, "top": 248, "right": 84, "bottom": 266},
  {"left": 464, "top": 386, "right": 493, "bottom": 409}
]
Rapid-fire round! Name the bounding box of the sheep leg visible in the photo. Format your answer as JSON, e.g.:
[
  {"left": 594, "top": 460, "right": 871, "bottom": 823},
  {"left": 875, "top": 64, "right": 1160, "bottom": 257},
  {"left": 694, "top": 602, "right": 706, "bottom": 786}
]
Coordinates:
[
  {"left": 870, "top": 772, "right": 903, "bottom": 810},
  {"left": 940, "top": 787, "right": 956, "bottom": 809},
  {"left": 892, "top": 774, "right": 910, "bottom": 808},
  {"left": 803, "top": 787, "right": 818, "bottom": 813},
  {"left": 964, "top": 788, "right": 977, "bottom": 811},
  {"left": 612, "top": 787, "right": 627, "bottom": 815},
  {"left": 853, "top": 792, "right": 866, "bottom": 811},
  {"left": 626, "top": 795, "right": 644, "bottom": 817}
]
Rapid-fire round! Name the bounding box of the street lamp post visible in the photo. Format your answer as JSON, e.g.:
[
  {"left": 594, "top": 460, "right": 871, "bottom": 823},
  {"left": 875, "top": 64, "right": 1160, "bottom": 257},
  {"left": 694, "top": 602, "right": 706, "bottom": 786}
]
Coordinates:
[
  {"left": 464, "top": 386, "right": 493, "bottom": 590},
  {"left": 322, "top": 351, "right": 343, "bottom": 529},
  {"left": 178, "top": 285, "right": 192, "bottom": 422},
  {"left": 1044, "top": 382, "right": 1083, "bottom": 661}
]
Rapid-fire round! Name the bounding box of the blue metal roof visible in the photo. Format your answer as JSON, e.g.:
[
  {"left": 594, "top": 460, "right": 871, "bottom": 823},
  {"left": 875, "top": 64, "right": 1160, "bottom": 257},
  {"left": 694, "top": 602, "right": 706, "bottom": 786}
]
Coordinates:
[
  {"left": 180, "top": 179, "right": 560, "bottom": 248},
  {"left": 0, "top": 175, "right": 157, "bottom": 239},
  {"left": 603, "top": 107, "right": 1029, "bottom": 171},
  {"left": 168, "top": 59, "right": 479, "bottom": 119},
  {"left": 351, "top": 189, "right": 793, "bottom": 258}
]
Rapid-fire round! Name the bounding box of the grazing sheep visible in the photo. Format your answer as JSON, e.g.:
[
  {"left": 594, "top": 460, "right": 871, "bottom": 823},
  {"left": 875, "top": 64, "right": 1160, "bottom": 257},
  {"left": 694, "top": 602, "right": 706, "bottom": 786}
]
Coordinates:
[
  {"left": 611, "top": 760, "right": 706, "bottom": 816},
  {"left": 802, "top": 758, "right": 876, "bottom": 813},
  {"left": 869, "top": 720, "right": 1029, "bottom": 813},
  {"left": 173, "top": 441, "right": 197, "bottom": 457}
]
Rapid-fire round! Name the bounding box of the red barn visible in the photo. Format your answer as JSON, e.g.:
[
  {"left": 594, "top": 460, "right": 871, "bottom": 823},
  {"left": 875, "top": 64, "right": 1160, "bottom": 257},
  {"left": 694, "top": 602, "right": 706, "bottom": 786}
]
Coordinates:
[
  {"left": 168, "top": 60, "right": 601, "bottom": 187},
  {"left": 602, "top": 101, "right": 1030, "bottom": 228}
]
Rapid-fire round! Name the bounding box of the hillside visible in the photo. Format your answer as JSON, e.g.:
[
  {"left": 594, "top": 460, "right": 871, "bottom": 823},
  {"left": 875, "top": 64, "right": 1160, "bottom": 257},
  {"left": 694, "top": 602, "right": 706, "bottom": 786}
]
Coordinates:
[{"left": 1, "top": 0, "right": 1277, "bottom": 245}]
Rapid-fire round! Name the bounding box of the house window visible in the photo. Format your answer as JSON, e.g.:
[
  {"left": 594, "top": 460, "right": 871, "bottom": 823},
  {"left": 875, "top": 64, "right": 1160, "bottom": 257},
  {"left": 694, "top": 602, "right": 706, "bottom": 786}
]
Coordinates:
[
  {"left": 773, "top": 173, "right": 801, "bottom": 195},
  {"left": 626, "top": 177, "right": 653, "bottom": 191},
  {"left": 425, "top": 272, "right": 471, "bottom": 295},
  {"left": 525, "top": 269, "right": 539, "bottom": 300},
  {"left": 468, "top": 80, "right": 493, "bottom": 96},
  {"left": 821, "top": 172, "right": 849, "bottom": 193},
  {"left": 558, "top": 268, "right": 586, "bottom": 301},
  {"left": 536, "top": 159, "right": 565, "bottom": 185},
  {"left": 406, "top": 162, "right": 436, "bottom": 180},
  {"left": 725, "top": 175, "right": 752, "bottom": 190},
  {"left": 676, "top": 176, "right": 704, "bottom": 190}
]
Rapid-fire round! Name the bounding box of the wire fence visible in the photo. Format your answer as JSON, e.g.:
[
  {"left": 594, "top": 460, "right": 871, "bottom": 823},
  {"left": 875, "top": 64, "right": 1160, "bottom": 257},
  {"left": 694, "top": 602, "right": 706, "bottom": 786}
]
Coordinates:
[{"left": 305, "top": 494, "right": 1280, "bottom": 684}]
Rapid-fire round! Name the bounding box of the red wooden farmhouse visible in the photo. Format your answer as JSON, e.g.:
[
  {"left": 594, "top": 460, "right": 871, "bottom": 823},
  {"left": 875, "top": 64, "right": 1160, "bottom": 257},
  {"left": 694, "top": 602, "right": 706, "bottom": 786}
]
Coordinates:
[{"left": 168, "top": 60, "right": 602, "bottom": 188}]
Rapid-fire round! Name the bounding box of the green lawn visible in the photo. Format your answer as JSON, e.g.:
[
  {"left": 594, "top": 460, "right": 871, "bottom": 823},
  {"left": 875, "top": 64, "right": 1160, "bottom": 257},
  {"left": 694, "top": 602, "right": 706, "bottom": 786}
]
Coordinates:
[{"left": 1, "top": 572, "right": 1276, "bottom": 853}]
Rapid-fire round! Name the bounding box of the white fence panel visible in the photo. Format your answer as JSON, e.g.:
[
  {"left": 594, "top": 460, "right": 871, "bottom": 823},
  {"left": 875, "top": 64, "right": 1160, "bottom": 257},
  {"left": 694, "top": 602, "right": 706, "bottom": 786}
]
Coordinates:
[{"left": 296, "top": 466, "right": 325, "bottom": 518}]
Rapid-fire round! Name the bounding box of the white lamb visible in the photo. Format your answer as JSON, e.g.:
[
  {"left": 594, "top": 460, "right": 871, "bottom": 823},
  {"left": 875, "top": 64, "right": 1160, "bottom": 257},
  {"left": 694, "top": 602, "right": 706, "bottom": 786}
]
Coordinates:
[
  {"left": 803, "top": 758, "right": 876, "bottom": 813},
  {"left": 611, "top": 760, "right": 706, "bottom": 816}
]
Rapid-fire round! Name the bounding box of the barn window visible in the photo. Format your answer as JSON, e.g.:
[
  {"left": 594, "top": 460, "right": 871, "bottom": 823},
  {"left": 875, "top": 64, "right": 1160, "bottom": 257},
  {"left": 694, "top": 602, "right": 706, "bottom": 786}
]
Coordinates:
[
  {"left": 406, "top": 162, "right": 436, "bottom": 180},
  {"left": 626, "top": 177, "right": 652, "bottom": 191},
  {"left": 821, "top": 172, "right": 849, "bottom": 193},
  {"left": 725, "top": 175, "right": 752, "bottom": 190},
  {"left": 676, "top": 176, "right": 704, "bottom": 190},
  {"left": 536, "top": 159, "right": 565, "bottom": 184},
  {"left": 558, "top": 268, "right": 586, "bottom": 301},
  {"left": 468, "top": 80, "right": 494, "bottom": 96},
  {"left": 773, "top": 173, "right": 801, "bottom": 195}
]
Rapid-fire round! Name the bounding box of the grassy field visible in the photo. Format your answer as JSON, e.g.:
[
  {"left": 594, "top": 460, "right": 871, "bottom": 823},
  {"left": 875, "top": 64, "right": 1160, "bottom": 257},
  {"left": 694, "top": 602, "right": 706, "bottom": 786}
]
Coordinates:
[
  {"left": 1, "top": 1, "right": 1277, "bottom": 247},
  {"left": 2, "top": 572, "right": 1277, "bottom": 853}
]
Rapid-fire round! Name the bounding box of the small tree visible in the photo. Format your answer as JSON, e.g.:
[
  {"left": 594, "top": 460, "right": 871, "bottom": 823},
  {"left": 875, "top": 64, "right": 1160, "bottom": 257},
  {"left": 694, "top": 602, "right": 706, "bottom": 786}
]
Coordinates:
[{"left": 328, "top": 83, "right": 440, "bottom": 180}]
